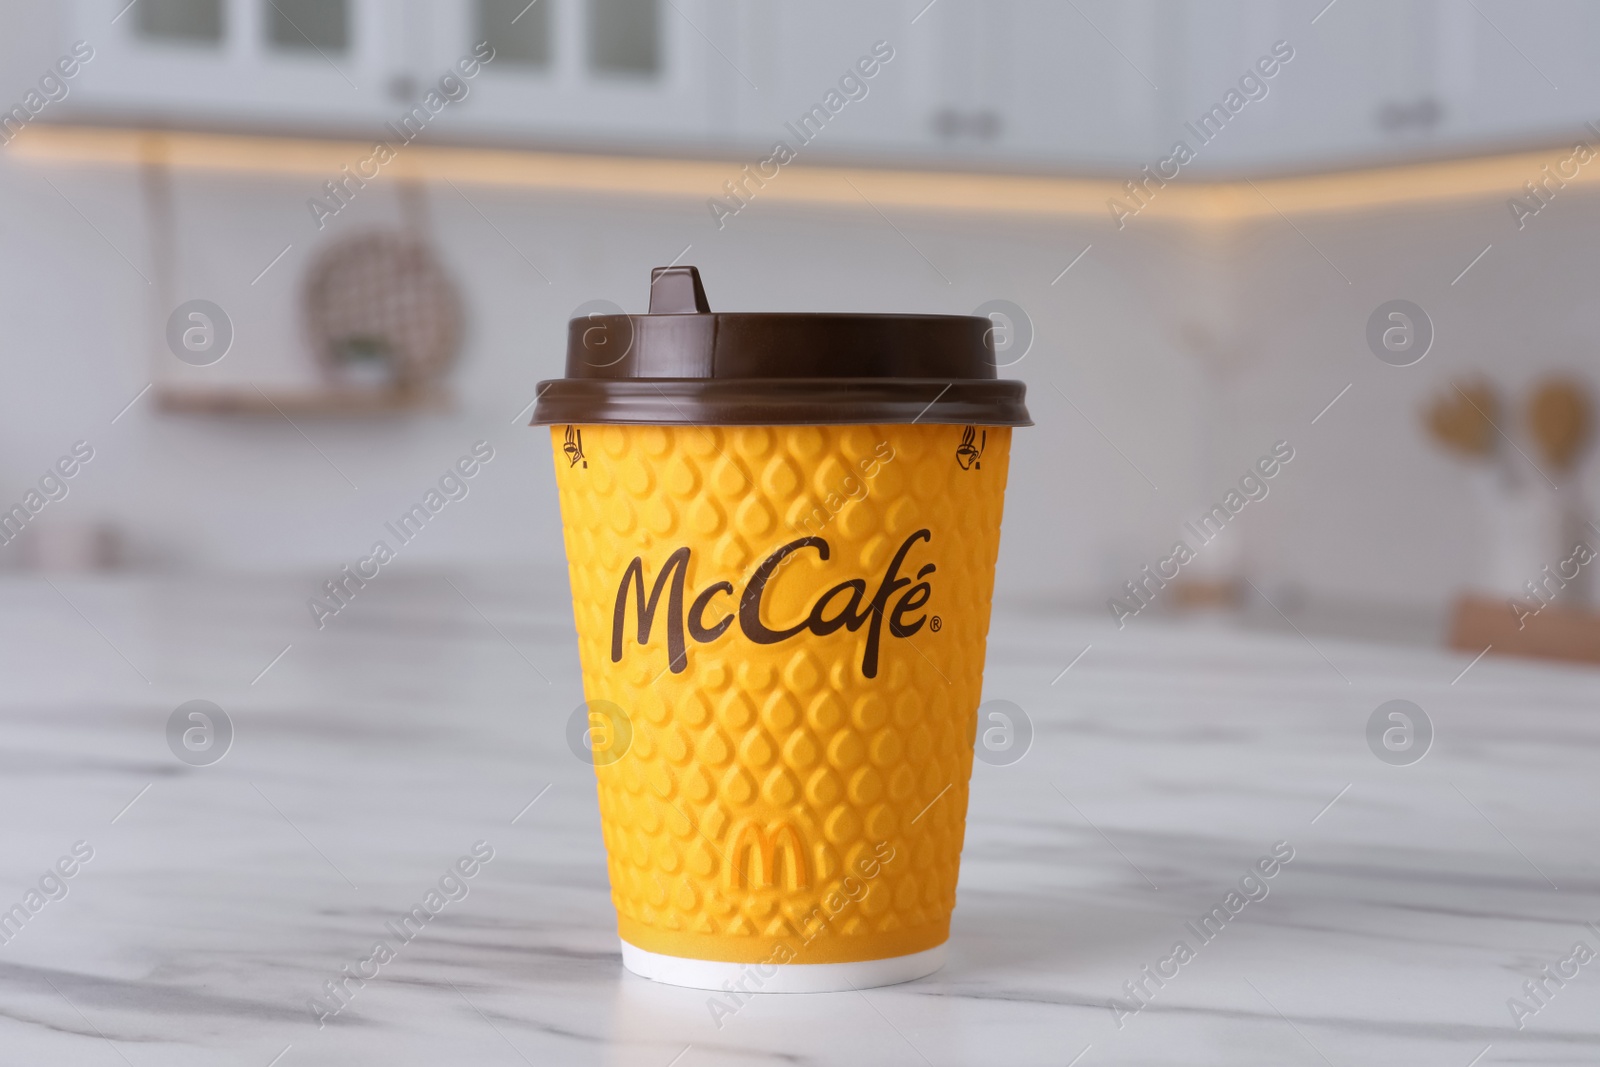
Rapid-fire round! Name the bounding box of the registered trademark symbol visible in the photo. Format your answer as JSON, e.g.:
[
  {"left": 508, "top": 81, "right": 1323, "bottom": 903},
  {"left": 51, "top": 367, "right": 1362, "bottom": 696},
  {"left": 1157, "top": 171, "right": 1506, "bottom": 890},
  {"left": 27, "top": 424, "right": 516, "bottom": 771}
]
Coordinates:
[{"left": 930, "top": 616, "right": 942, "bottom": 632}]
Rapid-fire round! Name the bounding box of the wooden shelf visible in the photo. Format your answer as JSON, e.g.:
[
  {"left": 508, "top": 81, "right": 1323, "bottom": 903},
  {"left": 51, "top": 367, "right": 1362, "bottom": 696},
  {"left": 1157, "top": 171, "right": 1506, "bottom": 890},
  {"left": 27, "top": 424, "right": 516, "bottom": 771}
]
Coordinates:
[
  {"left": 1449, "top": 594, "right": 1600, "bottom": 667},
  {"left": 12, "top": 123, "right": 1590, "bottom": 224},
  {"left": 155, "top": 384, "right": 450, "bottom": 416}
]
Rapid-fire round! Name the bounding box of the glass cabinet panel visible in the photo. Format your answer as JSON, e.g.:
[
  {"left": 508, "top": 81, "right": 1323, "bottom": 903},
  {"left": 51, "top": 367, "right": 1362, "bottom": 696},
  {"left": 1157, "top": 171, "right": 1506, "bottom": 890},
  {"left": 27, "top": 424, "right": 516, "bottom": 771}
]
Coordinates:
[
  {"left": 136, "top": 0, "right": 225, "bottom": 43},
  {"left": 267, "top": 0, "right": 351, "bottom": 53},
  {"left": 478, "top": 0, "right": 552, "bottom": 69},
  {"left": 587, "top": 0, "right": 658, "bottom": 78}
]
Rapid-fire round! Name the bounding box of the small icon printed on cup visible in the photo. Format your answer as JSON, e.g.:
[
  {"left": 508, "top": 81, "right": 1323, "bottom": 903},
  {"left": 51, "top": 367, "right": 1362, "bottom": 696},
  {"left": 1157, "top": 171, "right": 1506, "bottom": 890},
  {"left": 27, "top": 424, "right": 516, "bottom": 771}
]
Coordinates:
[
  {"left": 956, "top": 426, "right": 986, "bottom": 470},
  {"left": 566, "top": 700, "right": 632, "bottom": 766},
  {"left": 973, "top": 300, "right": 1033, "bottom": 368},
  {"left": 572, "top": 299, "right": 635, "bottom": 368},
  {"left": 563, "top": 425, "right": 588, "bottom": 468},
  {"left": 1365, "top": 300, "right": 1432, "bottom": 367},
  {"left": 166, "top": 300, "right": 234, "bottom": 366},
  {"left": 166, "top": 699, "right": 234, "bottom": 766},
  {"left": 974, "top": 699, "right": 1033, "bottom": 767},
  {"left": 1366, "top": 699, "right": 1432, "bottom": 766}
]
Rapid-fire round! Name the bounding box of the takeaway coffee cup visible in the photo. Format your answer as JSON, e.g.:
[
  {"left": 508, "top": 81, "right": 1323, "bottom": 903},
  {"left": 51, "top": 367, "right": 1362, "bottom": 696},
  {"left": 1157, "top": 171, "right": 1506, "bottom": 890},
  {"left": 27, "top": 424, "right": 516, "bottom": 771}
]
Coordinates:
[{"left": 533, "top": 266, "right": 1029, "bottom": 992}]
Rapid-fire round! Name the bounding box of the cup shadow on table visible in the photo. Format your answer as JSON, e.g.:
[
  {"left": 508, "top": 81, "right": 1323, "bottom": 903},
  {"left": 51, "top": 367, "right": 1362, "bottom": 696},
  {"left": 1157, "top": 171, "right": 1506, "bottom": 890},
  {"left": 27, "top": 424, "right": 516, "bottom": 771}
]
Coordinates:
[
  {"left": 590, "top": 884, "right": 1161, "bottom": 1066},
  {"left": 941, "top": 886, "right": 1159, "bottom": 982}
]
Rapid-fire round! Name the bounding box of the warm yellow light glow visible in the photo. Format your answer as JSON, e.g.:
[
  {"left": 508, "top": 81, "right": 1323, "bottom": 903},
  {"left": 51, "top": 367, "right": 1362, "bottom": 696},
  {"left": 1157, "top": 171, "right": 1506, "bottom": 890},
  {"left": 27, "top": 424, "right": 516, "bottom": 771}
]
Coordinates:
[{"left": 9, "top": 124, "right": 1582, "bottom": 224}]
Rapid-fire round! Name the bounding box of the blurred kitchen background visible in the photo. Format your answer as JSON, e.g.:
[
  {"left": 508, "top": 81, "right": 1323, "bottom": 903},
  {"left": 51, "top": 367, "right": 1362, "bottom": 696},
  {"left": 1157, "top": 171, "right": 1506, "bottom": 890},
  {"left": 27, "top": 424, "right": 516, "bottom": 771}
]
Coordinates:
[{"left": 3, "top": 0, "right": 1599, "bottom": 657}]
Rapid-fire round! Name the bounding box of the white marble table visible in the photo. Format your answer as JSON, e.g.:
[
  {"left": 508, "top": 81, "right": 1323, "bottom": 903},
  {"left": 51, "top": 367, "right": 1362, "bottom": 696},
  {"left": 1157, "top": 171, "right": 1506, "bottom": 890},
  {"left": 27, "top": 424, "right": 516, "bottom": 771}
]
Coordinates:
[{"left": 2, "top": 570, "right": 1597, "bottom": 1066}]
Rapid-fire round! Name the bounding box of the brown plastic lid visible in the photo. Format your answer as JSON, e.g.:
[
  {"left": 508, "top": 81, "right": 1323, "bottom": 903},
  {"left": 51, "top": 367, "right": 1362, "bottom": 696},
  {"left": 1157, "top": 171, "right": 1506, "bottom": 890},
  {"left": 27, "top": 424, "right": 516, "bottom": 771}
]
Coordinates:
[{"left": 530, "top": 266, "right": 1031, "bottom": 427}]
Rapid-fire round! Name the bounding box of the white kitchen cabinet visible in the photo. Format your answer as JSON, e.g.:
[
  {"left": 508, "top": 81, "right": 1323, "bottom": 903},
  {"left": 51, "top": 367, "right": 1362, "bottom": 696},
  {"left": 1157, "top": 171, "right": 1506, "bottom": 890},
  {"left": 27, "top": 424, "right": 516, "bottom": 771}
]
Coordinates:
[
  {"left": 909, "top": 0, "right": 1600, "bottom": 174},
  {"left": 417, "top": 0, "right": 718, "bottom": 147},
  {"left": 724, "top": 0, "right": 1165, "bottom": 171},
  {"left": 62, "top": 0, "right": 400, "bottom": 133},
  {"left": 895, "top": 0, "right": 1014, "bottom": 163},
  {"left": 1434, "top": 0, "right": 1600, "bottom": 151},
  {"left": 44, "top": 0, "right": 1600, "bottom": 175},
  {"left": 58, "top": 0, "right": 717, "bottom": 146},
  {"left": 982, "top": 0, "right": 1165, "bottom": 170},
  {"left": 721, "top": 1, "right": 920, "bottom": 160},
  {"left": 1163, "top": 0, "right": 1600, "bottom": 175}
]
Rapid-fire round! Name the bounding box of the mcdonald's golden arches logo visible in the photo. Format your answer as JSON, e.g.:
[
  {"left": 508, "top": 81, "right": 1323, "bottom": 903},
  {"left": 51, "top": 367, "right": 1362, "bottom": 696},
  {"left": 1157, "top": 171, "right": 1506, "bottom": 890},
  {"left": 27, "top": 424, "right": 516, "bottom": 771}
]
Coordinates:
[{"left": 725, "top": 819, "right": 809, "bottom": 891}]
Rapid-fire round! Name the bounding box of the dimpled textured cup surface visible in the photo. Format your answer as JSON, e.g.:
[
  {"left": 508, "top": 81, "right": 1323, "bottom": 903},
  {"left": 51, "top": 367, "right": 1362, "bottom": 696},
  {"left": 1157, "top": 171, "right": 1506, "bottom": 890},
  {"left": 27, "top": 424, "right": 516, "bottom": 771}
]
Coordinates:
[{"left": 553, "top": 421, "right": 1011, "bottom": 965}]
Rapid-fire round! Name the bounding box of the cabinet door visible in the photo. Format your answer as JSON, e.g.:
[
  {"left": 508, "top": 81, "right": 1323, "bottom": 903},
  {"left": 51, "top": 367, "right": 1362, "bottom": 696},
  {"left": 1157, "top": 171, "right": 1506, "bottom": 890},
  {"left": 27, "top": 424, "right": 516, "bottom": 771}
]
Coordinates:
[
  {"left": 1175, "top": 0, "right": 1600, "bottom": 174},
  {"left": 726, "top": 0, "right": 1160, "bottom": 170},
  {"left": 994, "top": 0, "right": 1166, "bottom": 170},
  {"left": 1437, "top": 0, "right": 1600, "bottom": 151},
  {"left": 417, "top": 0, "right": 714, "bottom": 146},
  {"left": 725, "top": 0, "right": 922, "bottom": 160},
  {"left": 916, "top": 0, "right": 1013, "bottom": 164},
  {"left": 1154, "top": 0, "right": 1375, "bottom": 175},
  {"left": 61, "top": 0, "right": 400, "bottom": 131}
]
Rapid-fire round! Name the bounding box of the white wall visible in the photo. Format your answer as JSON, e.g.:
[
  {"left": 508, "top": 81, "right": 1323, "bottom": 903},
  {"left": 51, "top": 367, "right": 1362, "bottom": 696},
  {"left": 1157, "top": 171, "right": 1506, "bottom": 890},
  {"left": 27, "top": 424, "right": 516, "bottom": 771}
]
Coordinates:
[
  {"left": 1216, "top": 187, "right": 1600, "bottom": 608},
  {"left": 0, "top": 147, "right": 1204, "bottom": 605},
  {"left": 4, "top": 9, "right": 1596, "bottom": 614}
]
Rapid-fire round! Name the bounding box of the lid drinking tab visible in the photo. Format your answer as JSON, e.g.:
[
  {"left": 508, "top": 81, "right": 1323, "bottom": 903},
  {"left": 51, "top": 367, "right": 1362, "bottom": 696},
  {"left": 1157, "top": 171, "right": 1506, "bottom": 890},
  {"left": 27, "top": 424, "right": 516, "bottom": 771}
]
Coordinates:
[{"left": 648, "top": 265, "right": 711, "bottom": 314}]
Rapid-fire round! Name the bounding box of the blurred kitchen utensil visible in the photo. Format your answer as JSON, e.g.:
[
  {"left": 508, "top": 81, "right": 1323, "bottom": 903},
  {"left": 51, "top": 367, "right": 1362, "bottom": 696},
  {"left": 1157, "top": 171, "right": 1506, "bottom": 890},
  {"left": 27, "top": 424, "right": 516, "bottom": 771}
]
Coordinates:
[
  {"left": 1527, "top": 375, "right": 1595, "bottom": 606},
  {"left": 1424, "top": 379, "right": 1499, "bottom": 461},
  {"left": 303, "top": 229, "right": 463, "bottom": 392},
  {"left": 1527, "top": 376, "right": 1591, "bottom": 473},
  {"left": 1424, "top": 378, "right": 1562, "bottom": 597}
]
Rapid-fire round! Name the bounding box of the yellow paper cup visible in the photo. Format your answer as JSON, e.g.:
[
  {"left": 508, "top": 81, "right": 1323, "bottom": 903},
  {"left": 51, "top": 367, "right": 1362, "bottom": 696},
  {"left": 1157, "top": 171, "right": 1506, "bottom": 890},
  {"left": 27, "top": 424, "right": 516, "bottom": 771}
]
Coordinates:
[{"left": 535, "top": 268, "right": 1028, "bottom": 991}]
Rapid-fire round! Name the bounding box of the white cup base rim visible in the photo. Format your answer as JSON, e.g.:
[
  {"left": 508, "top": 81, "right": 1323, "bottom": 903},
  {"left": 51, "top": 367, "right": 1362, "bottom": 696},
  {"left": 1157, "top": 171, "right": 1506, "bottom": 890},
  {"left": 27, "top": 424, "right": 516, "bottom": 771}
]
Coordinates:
[{"left": 619, "top": 939, "right": 947, "bottom": 993}]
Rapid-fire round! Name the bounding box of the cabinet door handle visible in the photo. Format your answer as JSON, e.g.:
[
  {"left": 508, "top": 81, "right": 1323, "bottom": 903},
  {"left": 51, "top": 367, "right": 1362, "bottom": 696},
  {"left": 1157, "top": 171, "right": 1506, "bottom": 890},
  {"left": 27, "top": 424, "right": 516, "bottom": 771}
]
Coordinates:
[
  {"left": 932, "top": 108, "right": 1003, "bottom": 140},
  {"left": 1377, "top": 96, "right": 1443, "bottom": 133},
  {"left": 932, "top": 107, "right": 963, "bottom": 139}
]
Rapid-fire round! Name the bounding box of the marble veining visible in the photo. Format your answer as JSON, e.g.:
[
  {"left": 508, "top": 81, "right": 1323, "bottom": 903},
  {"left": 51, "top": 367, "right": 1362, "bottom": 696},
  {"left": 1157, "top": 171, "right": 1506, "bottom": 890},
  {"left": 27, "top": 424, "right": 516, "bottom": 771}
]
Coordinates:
[{"left": 1, "top": 571, "right": 1598, "bottom": 1065}]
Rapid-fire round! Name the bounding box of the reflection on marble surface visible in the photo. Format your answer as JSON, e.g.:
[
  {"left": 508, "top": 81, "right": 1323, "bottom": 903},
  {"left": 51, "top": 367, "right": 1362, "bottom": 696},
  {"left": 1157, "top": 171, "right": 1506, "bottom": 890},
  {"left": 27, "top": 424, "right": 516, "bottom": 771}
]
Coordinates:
[{"left": 1, "top": 570, "right": 1598, "bottom": 1065}]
